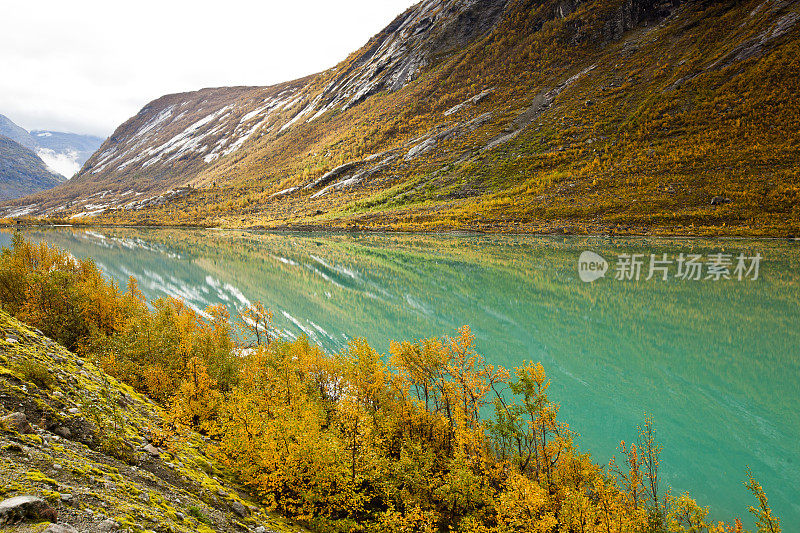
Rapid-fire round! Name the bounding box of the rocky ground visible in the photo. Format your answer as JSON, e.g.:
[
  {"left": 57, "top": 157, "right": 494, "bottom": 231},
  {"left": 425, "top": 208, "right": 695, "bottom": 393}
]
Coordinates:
[{"left": 0, "top": 310, "right": 306, "bottom": 533}]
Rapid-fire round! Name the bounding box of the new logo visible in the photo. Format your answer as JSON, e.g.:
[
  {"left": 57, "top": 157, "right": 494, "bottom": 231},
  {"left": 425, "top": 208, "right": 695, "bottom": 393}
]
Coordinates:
[{"left": 578, "top": 251, "right": 608, "bottom": 282}]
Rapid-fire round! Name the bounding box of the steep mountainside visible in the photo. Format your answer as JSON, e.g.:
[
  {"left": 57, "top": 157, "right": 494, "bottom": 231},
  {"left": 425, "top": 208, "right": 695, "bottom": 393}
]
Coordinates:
[
  {"left": 0, "top": 115, "right": 38, "bottom": 152},
  {"left": 0, "top": 135, "right": 65, "bottom": 202},
  {"left": 5, "top": 0, "right": 800, "bottom": 235}
]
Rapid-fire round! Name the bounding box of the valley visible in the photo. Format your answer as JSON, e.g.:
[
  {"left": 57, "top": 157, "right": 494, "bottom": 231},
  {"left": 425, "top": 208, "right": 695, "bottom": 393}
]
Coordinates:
[{"left": 2, "top": 0, "right": 798, "bottom": 235}]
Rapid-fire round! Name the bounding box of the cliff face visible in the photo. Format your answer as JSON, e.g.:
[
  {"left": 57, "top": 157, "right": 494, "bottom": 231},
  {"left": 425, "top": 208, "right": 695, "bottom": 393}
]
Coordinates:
[
  {"left": 5, "top": 0, "right": 800, "bottom": 235},
  {"left": 0, "top": 309, "right": 305, "bottom": 532},
  {"left": 313, "top": 0, "right": 511, "bottom": 108}
]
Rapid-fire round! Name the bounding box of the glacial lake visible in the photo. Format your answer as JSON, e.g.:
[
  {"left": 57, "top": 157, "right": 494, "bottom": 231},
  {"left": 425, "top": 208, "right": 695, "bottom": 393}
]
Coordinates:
[{"left": 2, "top": 227, "right": 798, "bottom": 527}]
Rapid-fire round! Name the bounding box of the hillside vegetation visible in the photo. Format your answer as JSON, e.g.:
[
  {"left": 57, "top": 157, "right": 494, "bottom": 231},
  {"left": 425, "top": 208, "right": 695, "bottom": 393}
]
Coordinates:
[
  {"left": 0, "top": 311, "right": 308, "bottom": 533},
  {"left": 0, "top": 235, "right": 784, "bottom": 532},
  {"left": 2, "top": 0, "right": 799, "bottom": 235}
]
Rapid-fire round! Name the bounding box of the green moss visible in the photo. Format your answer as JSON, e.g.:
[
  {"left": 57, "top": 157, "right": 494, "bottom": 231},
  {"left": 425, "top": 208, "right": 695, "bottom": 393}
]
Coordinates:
[
  {"left": 41, "top": 489, "right": 60, "bottom": 503},
  {"left": 24, "top": 434, "right": 43, "bottom": 445},
  {"left": 187, "top": 505, "right": 212, "bottom": 525},
  {"left": 193, "top": 455, "right": 215, "bottom": 475},
  {"left": 25, "top": 469, "right": 58, "bottom": 487},
  {"left": 2, "top": 524, "right": 54, "bottom": 533},
  {"left": 70, "top": 463, "right": 103, "bottom": 478}
]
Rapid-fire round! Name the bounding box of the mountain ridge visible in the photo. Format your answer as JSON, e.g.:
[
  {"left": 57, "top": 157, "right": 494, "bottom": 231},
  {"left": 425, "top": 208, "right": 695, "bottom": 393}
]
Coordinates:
[
  {"left": 0, "top": 115, "right": 38, "bottom": 152},
  {"left": 3, "top": 0, "right": 799, "bottom": 235}
]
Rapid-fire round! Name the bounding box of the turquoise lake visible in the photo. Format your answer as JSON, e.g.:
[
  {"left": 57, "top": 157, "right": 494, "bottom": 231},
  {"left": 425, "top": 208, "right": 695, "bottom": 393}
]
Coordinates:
[{"left": 3, "top": 227, "right": 798, "bottom": 528}]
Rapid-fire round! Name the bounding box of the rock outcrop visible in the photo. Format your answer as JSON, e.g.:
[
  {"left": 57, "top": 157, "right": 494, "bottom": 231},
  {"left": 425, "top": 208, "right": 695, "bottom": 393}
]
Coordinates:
[
  {"left": 0, "top": 495, "right": 58, "bottom": 525},
  {"left": 1, "top": 412, "right": 34, "bottom": 434}
]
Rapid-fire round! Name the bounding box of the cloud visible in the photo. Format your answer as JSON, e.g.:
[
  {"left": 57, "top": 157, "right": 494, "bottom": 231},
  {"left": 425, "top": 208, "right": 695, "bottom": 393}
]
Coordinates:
[
  {"left": 0, "top": 0, "right": 418, "bottom": 137},
  {"left": 36, "top": 148, "right": 81, "bottom": 178}
]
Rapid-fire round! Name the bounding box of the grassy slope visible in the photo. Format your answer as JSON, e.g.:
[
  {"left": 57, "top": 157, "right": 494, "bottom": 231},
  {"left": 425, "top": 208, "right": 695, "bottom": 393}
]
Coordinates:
[
  {"left": 0, "top": 309, "right": 307, "bottom": 533},
  {"left": 18, "top": 0, "right": 800, "bottom": 236}
]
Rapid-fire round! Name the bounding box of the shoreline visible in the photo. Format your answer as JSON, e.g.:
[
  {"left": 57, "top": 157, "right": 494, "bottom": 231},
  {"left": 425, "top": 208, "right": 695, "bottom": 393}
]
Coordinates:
[{"left": 2, "top": 219, "right": 798, "bottom": 241}]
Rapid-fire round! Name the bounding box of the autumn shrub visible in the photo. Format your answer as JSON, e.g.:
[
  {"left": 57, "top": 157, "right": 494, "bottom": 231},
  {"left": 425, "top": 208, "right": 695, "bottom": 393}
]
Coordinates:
[
  {"left": 214, "top": 327, "right": 672, "bottom": 532},
  {"left": 0, "top": 232, "right": 133, "bottom": 352},
  {"left": 0, "top": 234, "right": 236, "bottom": 414},
  {"left": 212, "top": 325, "right": 781, "bottom": 532},
  {"left": 93, "top": 298, "right": 237, "bottom": 404},
  {"left": 13, "top": 360, "right": 55, "bottom": 390}
]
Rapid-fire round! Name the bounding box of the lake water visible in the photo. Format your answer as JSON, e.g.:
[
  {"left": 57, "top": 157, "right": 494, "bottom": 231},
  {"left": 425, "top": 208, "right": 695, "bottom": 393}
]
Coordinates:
[{"left": 2, "top": 227, "right": 798, "bottom": 527}]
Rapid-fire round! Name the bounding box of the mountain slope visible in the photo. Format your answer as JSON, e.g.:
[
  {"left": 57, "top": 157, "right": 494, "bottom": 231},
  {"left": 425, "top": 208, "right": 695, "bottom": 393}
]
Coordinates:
[
  {"left": 6, "top": 0, "right": 800, "bottom": 235},
  {"left": 0, "top": 135, "right": 65, "bottom": 202},
  {"left": 0, "top": 115, "right": 38, "bottom": 152}
]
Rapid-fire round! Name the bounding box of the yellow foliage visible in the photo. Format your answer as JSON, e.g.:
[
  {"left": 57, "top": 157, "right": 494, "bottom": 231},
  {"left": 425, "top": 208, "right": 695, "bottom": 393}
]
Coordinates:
[{"left": 494, "top": 471, "right": 556, "bottom": 532}]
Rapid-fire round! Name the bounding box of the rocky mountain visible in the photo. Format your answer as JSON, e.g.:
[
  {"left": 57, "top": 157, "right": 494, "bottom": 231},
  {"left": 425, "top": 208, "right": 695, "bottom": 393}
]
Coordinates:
[
  {"left": 4, "top": 0, "right": 800, "bottom": 235},
  {"left": 0, "top": 135, "right": 65, "bottom": 202},
  {"left": 0, "top": 115, "right": 38, "bottom": 152}
]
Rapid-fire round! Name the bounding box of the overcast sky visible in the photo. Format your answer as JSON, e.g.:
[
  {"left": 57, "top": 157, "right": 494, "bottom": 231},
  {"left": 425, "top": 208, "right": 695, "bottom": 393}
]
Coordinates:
[{"left": 0, "top": 0, "right": 418, "bottom": 138}]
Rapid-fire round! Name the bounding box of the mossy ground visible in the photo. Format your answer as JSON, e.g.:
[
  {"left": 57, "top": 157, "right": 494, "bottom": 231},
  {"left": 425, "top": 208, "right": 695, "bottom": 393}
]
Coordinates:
[{"left": 0, "top": 310, "right": 307, "bottom": 533}]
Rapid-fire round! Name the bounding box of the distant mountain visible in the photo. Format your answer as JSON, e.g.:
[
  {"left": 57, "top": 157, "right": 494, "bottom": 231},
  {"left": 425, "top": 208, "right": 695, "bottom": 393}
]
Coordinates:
[
  {"left": 0, "top": 114, "right": 104, "bottom": 179},
  {"left": 0, "top": 114, "right": 38, "bottom": 151},
  {"left": 30, "top": 130, "right": 104, "bottom": 178},
  {"left": 4, "top": 0, "right": 800, "bottom": 235},
  {"left": 0, "top": 134, "right": 65, "bottom": 202}
]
